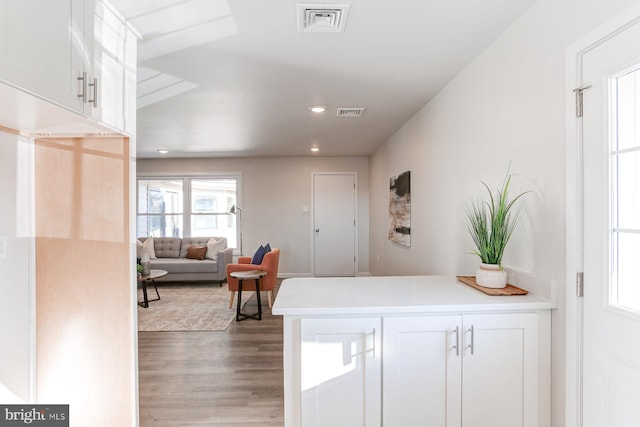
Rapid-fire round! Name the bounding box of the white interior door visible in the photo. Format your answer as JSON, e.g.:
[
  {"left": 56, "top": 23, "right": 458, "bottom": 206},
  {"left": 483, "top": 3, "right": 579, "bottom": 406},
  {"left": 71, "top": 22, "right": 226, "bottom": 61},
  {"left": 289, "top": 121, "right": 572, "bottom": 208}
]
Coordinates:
[
  {"left": 581, "top": 17, "right": 640, "bottom": 427},
  {"left": 313, "top": 173, "right": 356, "bottom": 276}
]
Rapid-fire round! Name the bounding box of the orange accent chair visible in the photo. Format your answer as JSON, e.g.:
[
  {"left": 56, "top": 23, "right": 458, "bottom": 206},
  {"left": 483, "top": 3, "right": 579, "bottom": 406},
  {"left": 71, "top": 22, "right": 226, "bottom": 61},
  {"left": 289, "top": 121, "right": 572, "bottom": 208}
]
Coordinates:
[{"left": 227, "top": 248, "right": 280, "bottom": 309}]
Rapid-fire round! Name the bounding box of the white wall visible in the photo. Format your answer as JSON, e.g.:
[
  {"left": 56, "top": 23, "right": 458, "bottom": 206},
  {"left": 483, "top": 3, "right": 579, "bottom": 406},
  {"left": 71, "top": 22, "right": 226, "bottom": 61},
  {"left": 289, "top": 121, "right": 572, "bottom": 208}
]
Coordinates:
[
  {"left": 137, "top": 156, "right": 370, "bottom": 276},
  {"left": 0, "top": 129, "right": 33, "bottom": 402},
  {"left": 369, "top": 0, "right": 638, "bottom": 426}
]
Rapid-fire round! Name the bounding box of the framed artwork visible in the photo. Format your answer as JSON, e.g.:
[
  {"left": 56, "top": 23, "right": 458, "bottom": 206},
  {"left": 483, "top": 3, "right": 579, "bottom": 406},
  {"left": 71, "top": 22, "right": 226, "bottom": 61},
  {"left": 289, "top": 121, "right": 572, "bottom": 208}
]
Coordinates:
[{"left": 388, "top": 170, "right": 411, "bottom": 246}]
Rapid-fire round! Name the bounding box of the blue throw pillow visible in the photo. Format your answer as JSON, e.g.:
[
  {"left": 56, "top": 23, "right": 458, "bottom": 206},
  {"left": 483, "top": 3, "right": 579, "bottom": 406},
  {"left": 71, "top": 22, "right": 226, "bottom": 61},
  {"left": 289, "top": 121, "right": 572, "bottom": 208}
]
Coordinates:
[
  {"left": 264, "top": 243, "right": 271, "bottom": 253},
  {"left": 251, "top": 245, "right": 267, "bottom": 265}
]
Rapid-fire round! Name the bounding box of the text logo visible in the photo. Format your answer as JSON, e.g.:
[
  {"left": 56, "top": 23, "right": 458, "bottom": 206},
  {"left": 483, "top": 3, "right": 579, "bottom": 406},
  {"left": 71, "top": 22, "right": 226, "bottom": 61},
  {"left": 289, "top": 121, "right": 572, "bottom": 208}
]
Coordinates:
[{"left": 0, "top": 405, "right": 68, "bottom": 426}]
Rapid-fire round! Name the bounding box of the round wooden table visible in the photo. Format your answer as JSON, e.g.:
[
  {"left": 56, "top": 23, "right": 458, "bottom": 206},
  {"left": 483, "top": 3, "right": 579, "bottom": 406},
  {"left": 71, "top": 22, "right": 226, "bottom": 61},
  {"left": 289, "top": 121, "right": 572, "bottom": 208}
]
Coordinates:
[
  {"left": 137, "top": 269, "right": 167, "bottom": 308},
  {"left": 230, "top": 270, "right": 267, "bottom": 321}
]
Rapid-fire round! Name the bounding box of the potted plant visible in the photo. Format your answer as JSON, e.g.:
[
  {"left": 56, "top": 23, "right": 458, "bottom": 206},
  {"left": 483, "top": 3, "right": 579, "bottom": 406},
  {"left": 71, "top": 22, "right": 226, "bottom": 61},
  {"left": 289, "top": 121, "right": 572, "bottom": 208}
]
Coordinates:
[{"left": 466, "top": 169, "right": 528, "bottom": 288}]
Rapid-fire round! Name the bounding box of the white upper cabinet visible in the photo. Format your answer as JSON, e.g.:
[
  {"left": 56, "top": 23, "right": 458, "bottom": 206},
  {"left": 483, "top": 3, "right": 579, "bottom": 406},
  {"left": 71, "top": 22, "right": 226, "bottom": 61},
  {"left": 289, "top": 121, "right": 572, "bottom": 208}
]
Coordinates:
[
  {"left": 123, "top": 27, "right": 137, "bottom": 135},
  {"left": 91, "top": 1, "right": 137, "bottom": 133},
  {"left": 0, "top": 0, "right": 85, "bottom": 111},
  {"left": 0, "top": 0, "right": 137, "bottom": 134}
]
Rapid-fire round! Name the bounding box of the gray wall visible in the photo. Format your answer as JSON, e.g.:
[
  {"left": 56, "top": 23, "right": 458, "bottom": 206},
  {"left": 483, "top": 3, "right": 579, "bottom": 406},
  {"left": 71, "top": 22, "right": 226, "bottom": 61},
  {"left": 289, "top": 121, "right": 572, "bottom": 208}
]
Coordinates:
[{"left": 137, "top": 156, "right": 370, "bottom": 276}]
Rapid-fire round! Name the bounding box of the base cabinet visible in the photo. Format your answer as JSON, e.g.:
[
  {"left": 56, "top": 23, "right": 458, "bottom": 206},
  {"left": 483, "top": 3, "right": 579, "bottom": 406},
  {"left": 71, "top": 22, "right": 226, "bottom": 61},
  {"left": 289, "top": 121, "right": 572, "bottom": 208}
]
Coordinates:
[
  {"left": 287, "top": 312, "right": 543, "bottom": 427},
  {"left": 383, "top": 315, "right": 462, "bottom": 427},
  {"left": 383, "top": 313, "right": 538, "bottom": 427},
  {"left": 300, "top": 317, "right": 381, "bottom": 427}
]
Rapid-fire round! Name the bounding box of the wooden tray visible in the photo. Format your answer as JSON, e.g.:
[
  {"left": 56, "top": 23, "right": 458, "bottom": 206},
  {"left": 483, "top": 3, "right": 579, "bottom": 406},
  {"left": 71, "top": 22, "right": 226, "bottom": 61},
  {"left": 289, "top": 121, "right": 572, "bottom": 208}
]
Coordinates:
[{"left": 456, "top": 276, "right": 529, "bottom": 296}]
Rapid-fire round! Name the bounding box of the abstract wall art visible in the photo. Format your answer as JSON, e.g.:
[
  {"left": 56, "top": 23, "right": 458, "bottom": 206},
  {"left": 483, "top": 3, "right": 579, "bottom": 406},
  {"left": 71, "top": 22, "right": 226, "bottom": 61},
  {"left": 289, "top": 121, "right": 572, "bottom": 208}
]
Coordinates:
[{"left": 388, "top": 170, "right": 411, "bottom": 246}]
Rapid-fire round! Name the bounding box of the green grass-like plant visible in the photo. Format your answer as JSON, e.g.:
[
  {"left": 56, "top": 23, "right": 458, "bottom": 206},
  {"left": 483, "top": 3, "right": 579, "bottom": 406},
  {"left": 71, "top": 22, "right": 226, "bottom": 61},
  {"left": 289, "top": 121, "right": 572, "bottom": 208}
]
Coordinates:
[{"left": 466, "top": 170, "right": 528, "bottom": 266}]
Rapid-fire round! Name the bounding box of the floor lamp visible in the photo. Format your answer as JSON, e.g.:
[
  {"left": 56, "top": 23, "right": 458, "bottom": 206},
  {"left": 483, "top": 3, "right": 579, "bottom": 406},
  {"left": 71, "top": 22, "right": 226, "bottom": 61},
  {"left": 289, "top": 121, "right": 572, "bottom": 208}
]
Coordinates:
[{"left": 228, "top": 204, "right": 242, "bottom": 255}]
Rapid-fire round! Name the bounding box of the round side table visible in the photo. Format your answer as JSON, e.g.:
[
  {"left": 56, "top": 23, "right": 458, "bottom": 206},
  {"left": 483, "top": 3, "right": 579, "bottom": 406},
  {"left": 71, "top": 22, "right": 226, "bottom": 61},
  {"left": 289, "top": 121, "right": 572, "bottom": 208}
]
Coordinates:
[
  {"left": 137, "top": 269, "right": 167, "bottom": 308},
  {"left": 230, "top": 270, "right": 267, "bottom": 321}
]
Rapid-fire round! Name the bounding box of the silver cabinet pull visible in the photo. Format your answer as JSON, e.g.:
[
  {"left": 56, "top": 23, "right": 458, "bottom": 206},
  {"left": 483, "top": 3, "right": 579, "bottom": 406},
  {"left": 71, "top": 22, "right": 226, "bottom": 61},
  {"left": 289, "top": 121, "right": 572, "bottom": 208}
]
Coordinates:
[
  {"left": 88, "top": 77, "right": 98, "bottom": 108},
  {"left": 452, "top": 326, "right": 460, "bottom": 356},
  {"left": 467, "top": 325, "right": 475, "bottom": 355},
  {"left": 77, "top": 72, "right": 87, "bottom": 102}
]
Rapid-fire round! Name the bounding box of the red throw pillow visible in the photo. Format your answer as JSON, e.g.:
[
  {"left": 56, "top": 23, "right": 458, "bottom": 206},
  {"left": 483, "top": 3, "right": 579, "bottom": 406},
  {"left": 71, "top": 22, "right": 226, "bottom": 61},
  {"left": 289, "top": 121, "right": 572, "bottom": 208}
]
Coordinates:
[{"left": 186, "top": 245, "right": 207, "bottom": 260}]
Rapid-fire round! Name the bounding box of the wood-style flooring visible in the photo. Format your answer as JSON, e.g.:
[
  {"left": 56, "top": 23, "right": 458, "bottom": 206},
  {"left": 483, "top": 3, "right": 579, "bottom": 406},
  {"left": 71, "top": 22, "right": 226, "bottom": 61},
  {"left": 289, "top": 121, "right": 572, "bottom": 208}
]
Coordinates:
[{"left": 138, "top": 285, "right": 284, "bottom": 427}]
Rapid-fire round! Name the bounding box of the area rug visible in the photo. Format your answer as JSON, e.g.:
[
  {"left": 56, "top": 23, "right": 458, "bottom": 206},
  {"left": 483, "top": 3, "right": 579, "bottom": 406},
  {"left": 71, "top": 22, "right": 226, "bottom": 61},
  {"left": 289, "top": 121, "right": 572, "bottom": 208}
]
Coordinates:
[{"left": 137, "top": 284, "right": 254, "bottom": 332}]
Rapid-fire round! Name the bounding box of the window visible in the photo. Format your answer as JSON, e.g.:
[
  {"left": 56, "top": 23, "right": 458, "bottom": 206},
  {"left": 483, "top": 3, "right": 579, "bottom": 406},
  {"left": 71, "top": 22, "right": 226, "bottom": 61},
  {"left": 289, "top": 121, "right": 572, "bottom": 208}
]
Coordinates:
[
  {"left": 137, "top": 179, "right": 183, "bottom": 238},
  {"left": 189, "top": 178, "right": 237, "bottom": 239},
  {"left": 610, "top": 66, "right": 640, "bottom": 313},
  {"left": 137, "top": 176, "right": 240, "bottom": 249}
]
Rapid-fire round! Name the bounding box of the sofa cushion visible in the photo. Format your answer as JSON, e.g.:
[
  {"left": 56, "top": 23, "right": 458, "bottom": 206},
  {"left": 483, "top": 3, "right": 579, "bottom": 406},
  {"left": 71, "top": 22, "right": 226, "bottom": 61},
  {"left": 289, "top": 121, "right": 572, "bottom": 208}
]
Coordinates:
[
  {"left": 180, "top": 237, "right": 211, "bottom": 258},
  {"left": 150, "top": 258, "right": 218, "bottom": 274},
  {"left": 205, "top": 238, "right": 227, "bottom": 260},
  {"left": 137, "top": 237, "right": 157, "bottom": 259},
  {"left": 186, "top": 245, "right": 207, "bottom": 260},
  {"left": 153, "top": 237, "right": 182, "bottom": 258},
  {"left": 251, "top": 245, "right": 268, "bottom": 265}
]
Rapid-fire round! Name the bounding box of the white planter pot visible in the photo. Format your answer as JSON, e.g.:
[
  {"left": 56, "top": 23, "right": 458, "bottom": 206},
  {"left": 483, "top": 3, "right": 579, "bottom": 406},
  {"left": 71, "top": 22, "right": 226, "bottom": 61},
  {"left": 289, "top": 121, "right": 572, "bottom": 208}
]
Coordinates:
[{"left": 475, "top": 263, "right": 507, "bottom": 288}]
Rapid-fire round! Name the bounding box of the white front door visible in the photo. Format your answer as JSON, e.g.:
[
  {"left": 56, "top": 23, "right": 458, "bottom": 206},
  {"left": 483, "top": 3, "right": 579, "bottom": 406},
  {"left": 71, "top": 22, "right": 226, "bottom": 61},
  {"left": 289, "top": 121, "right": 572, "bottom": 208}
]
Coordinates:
[
  {"left": 313, "top": 173, "right": 356, "bottom": 276},
  {"left": 581, "top": 16, "right": 640, "bottom": 426}
]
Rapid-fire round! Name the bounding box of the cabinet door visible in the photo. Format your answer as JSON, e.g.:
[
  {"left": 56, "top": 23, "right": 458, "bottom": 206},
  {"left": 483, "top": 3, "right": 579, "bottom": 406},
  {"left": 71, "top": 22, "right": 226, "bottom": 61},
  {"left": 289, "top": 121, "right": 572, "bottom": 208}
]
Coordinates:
[
  {"left": 123, "top": 28, "right": 137, "bottom": 135},
  {"left": 0, "top": 0, "right": 83, "bottom": 111},
  {"left": 300, "top": 317, "right": 381, "bottom": 427},
  {"left": 0, "top": 1, "right": 5, "bottom": 61},
  {"left": 462, "top": 313, "right": 538, "bottom": 427},
  {"left": 383, "top": 316, "right": 462, "bottom": 427},
  {"left": 90, "top": 4, "right": 126, "bottom": 129}
]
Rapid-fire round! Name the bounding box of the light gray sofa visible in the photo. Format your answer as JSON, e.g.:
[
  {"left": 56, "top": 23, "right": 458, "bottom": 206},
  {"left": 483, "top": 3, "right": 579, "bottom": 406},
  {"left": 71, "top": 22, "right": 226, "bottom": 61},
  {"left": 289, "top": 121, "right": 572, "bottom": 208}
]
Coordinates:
[{"left": 139, "top": 237, "right": 233, "bottom": 285}]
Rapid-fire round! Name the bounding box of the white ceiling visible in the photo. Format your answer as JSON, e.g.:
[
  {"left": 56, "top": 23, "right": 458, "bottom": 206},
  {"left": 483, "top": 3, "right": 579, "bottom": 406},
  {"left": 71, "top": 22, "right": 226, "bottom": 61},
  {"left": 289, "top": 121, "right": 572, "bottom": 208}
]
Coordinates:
[{"left": 111, "top": 0, "right": 536, "bottom": 158}]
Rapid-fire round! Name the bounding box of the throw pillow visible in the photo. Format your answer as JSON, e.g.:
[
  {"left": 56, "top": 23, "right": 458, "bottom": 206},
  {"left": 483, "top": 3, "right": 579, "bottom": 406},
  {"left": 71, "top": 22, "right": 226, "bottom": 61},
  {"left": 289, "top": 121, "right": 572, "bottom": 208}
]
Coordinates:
[
  {"left": 140, "top": 237, "right": 156, "bottom": 259},
  {"left": 186, "top": 245, "right": 207, "bottom": 260},
  {"left": 264, "top": 242, "right": 271, "bottom": 252},
  {"left": 205, "top": 238, "right": 226, "bottom": 260},
  {"left": 251, "top": 245, "right": 267, "bottom": 265}
]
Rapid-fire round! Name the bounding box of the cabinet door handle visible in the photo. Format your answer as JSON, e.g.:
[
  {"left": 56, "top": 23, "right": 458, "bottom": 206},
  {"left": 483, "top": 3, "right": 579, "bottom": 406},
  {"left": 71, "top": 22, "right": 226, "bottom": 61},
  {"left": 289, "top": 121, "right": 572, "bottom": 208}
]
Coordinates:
[
  {"left": 369, "top": 329, "right": 376, "bottom": 359},
  {"left": 467, "top": 325, "right": 475, "bottom": 355},
  {"left": 452, "top": 326, "right": 460, "bottom": 356},
  {"left": 77, "top": 72, "right": 87, "bottom": 103},
  {"left": 88, "top": 77, "right": 98, "bottom": 108}
]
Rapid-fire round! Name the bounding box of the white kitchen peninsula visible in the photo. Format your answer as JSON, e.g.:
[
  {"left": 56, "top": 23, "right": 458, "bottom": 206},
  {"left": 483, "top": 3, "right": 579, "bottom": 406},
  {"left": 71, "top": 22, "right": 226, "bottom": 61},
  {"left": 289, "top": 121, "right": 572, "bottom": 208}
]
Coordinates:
[{"left": 272, "top": 275, "right": 555, "bottom": 427}]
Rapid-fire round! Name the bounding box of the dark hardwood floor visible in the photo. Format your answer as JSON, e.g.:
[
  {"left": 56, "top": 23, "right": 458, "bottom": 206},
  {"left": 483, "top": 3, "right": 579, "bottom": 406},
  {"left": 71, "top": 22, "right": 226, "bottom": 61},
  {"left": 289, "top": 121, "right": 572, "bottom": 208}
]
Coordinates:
[{"left": 138, "top": 285, "right": 284, "bottom": 427}]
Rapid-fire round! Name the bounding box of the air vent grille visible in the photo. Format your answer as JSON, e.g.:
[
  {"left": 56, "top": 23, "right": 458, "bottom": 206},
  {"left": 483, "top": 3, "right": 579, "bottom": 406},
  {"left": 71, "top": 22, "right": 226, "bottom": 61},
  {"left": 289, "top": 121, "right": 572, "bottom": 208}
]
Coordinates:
[
  {"left": 297, "top": 3, "right": 350, "bottom": 33},
  {"left": 337, "top": 107, "right": 365, "bottom": 118}
]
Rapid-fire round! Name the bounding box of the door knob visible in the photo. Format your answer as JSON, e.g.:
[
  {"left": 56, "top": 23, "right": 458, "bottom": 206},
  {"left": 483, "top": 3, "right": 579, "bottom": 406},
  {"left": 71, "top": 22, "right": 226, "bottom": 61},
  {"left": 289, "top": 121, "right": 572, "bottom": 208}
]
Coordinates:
[{"left": 315, "top": 229, "right": 320, "bottom": 232}]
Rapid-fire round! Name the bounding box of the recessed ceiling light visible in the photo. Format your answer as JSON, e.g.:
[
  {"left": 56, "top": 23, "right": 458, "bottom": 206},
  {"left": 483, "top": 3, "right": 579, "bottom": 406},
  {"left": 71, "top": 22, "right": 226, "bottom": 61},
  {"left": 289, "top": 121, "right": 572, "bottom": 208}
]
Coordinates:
[
  {"left": 309, "top": 105, "right": 326, "bottom": 113},
  {"left": 157, "top": 148, "right": 169, "bottom": 154},
  {"left": 310, "top": 147, "right": 320, "bottom": 152}
]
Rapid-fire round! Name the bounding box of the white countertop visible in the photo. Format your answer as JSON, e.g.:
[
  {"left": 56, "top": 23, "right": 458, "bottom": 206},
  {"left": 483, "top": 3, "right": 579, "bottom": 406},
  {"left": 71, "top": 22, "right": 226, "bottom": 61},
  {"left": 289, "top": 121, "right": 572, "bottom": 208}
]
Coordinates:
[{"left": 272, "top": 275, "right": 555, "bottom": 316}]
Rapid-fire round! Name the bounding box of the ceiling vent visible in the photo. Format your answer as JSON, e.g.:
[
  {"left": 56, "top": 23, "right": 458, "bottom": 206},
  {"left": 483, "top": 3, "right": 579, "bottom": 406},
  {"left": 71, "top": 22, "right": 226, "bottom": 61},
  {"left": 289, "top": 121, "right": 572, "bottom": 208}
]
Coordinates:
[
  {"left": 337, "top": 107, "right": 365, "bottom": 118},
  {"left": 297, "top": 3, "right": 350, "bottom": 33}
]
